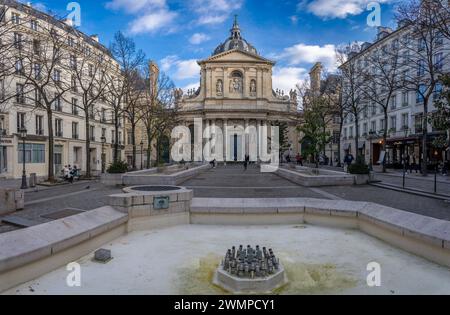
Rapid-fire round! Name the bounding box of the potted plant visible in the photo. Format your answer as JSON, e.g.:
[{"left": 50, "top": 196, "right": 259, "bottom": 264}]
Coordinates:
[
  {"left": 348, "top": 156, "right": 373, "bottom": 184},
  {"left": 101, "top": 161, "right": 129, "bottom": 186}
]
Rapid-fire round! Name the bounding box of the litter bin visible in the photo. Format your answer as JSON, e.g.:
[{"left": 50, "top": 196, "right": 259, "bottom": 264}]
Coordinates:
[{"left": 29, "top": 173, "right": 37, "bottom": 188}]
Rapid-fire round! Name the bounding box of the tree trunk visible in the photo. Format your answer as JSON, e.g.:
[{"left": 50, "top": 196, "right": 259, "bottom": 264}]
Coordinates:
[
  {"left": 422, "top": 97, "right": 429, "bottom": 176},
  {"left": 131, "top": 122, "right": 136, "bottom": 170},
  {"left": 85, "top": 111, "right": 91, "bottom": 178},
  {"left": 47, "top": 109, "right": 55, "bottom": 182},
  {"left": 146, "top": 128, "right": 152, "bottom": 169},
  {"left": 114, "top": 112, "right": 120, "bottom": 163},
  {"left": 354, "top": 116, "right": 360, "bottom": 160},
  {"left": 383, "top": 110, "right": 388, "bottom": 173},
  {"left": 337, "top": 119, "right": 343, "bottom": 167}
]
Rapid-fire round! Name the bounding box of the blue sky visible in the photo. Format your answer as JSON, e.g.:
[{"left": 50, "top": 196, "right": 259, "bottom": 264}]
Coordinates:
[{"left": 26, "top": 0, "right": 398, "bottom": 91}]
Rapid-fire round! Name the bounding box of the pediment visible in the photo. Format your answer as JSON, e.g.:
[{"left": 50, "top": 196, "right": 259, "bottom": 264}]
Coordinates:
[{"left": 199, "top": 49, "right": 275, "bottom": 65}]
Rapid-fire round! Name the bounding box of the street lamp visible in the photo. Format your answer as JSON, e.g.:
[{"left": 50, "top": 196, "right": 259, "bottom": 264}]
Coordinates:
[
  {"left": 19, "top": 128, "right": 27, "bottom": 189},
  {"left": 402, "top": 127, "right": 410, "bottom": 189},
  {"left": 0, "top": 128, "right": 5, "bottom": 174},
  {"left": 366, "top": 131, "right": 376, "bottom": 172},
  {"left": 100, "top": 136, "right": 106, "bottom": 174},
  {"left": 329, "top": 142, "right": 333, "bottom": 167},
  {"left": 140, "top": 140, "right": 144, "bottom": 170}
]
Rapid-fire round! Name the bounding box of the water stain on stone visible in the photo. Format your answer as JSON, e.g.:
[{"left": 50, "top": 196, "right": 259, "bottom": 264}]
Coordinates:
[{"left": 176, "top": 254, "right": 357, "bottom": 295}]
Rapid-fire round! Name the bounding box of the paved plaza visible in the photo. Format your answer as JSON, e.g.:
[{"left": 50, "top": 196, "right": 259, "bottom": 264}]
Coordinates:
[{"left": 1, "top": 164, "right": 449, "bottom": 234}]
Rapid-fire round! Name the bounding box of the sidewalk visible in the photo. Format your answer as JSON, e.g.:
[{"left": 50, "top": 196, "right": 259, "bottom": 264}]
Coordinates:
[
  {"left": 375, "top": 169, "right": 450, "bottom": 184},
  {"left": 0, "top": 178, "right": 94, "bottom": 193},
  {"left": 302, "top": 163, "right": 449, "bottom": 198}
]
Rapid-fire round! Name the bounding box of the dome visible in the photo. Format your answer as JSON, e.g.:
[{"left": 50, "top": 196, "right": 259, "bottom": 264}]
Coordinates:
[{"left": 213, "top": 16, "right": 258, "bottom": 56}]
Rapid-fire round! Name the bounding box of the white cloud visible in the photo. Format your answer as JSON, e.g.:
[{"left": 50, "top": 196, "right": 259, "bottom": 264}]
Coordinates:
[
  {"left": 174, "top": 60, "right": 200, "bottom": 80},
  {"left": 272, "top": 67, "right": 308, "bottom": 93},
  {"left": 106, "top": 0, "right": 166, "bottom": 14},
  {"left": 129, "top": 9, "right": 177, "bottom": 34},
  {"left": 192, "top": 0, "right": 244, "bottom": 25},
  {"left": 277, "top": 43, "right": 337, "bottom": 71},
  {"left": 290, "top": 15, "right": 299, "bottom": 25},
  {"left": 160, "top": 56, "right": 200, "bottom": 80},
  {"left": 198, "top": 14, "right": 228, "bottom": 25},
  {"left": 182, "top": 82, "right": 200, "bottom": 94},
  {"left": 189, "top": 33, "right": 211, "bottom": 45},
  {"left": 301, "top": 0, "right": 392, "bottom": 19},
  {"left": 106, "top": 0, "right": 176, "bottom": 34},
  {"left": 161, "top": 55, "right": 179, "bottom": 72}
]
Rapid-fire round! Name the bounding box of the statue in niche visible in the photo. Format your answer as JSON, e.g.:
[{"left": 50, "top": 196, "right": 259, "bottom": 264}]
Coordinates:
[
  {"left": 250, "top": 80, "right": 256, "bottom": 95},
  {"left": 229, "top": 78, "right": 242, "bottom": 93},
  {"left": 174, "top": 88, "right": 184, "bottom": 101},
  {"left": 216, "top": 80, "right": 223, "bottom": 96}
]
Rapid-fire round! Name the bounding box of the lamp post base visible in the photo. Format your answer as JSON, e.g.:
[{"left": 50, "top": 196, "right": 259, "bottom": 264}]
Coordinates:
[{"left": 20, "top": 174, "right": 28, "bottom": 190}]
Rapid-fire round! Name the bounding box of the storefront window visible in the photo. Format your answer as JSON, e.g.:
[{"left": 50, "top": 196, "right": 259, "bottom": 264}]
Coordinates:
[{"left": 18, "top": 143, "right": 45, "bottom": 163}]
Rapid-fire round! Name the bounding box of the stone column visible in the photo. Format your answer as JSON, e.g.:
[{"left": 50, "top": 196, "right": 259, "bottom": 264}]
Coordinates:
[
  {"left": 244, "top": 119, "right": 249, "bottom": 155},
  {"left": 243, "top": 68, "right": 248, "bottom": 98},
  {"left": 206, "top": 67, "right": 212, "bottom": 98},
  {"left": 223, "top": 119, "right": 228, "bottom": 164},
  {"left": 257, "top": 120, "right": 261, "bottom": 162}
]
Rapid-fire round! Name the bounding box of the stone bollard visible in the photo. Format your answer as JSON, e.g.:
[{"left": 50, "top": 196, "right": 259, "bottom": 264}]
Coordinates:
[{"left": 0, "top": 189, "right": 25, "bottom": 215}]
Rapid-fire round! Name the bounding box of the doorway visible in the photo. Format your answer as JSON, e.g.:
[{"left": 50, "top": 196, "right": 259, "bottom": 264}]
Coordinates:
[
  {"left": 0, "top": 146, "right": 7, "bottom": 174},
  {"left": 230, "top": 134, "right": 243, "bottom": 161},
  {"left": 54, "top": 145, "right": 63, "bottom": 176},
  {"left": 90, "top": 148, "right": 97, "bottom": 172}
]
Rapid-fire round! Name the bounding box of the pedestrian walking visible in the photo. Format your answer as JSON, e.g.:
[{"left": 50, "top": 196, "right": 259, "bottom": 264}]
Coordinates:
[
  {"left": 343, "top": 153, "right": 354, "bottom": 173},
  {"left": 244, "top": 154, "right": 249, "bottom": 171},
  {"left": 296, "top": 153, "right": 303, "bottom": 166}
]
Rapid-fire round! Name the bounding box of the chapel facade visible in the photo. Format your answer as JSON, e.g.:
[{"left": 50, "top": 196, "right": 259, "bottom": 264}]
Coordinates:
[{"left": 176, "top": 17, "right": 301, "bottom": 162}]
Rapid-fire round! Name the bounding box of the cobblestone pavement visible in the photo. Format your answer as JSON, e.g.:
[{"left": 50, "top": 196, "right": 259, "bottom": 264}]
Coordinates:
[
  {"left": 181, "top": 164, "right": 326, "bottom": 199},
  {"left": 1, "top": 164, "right": 450, "bottom": 234},
  {"left": 183, "top": 164, "right": 450, "bottom": 221},
  {"left": 305, "top": 163, "right": 450, "bottom": 196},
  {"left": 375, "top": 173, "right": 450, "bottom": 196},
  {"left": 0, "top": 181, "right": 123, "bottom": 234}
]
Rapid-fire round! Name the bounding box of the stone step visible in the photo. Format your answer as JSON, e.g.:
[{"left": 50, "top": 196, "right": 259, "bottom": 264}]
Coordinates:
[{"left": 1, "top": 216, "right": 41, "bottom": 228}]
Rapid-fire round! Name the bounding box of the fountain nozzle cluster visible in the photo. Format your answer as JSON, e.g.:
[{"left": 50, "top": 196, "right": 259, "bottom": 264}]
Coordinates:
[{"left": 222, "top": 245, "right": 280, "bottom": 279}]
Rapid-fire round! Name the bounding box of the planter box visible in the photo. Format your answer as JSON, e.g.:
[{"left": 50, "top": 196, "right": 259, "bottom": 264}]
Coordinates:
[
  {"left": 352, "top": 172, "right": 376, "bottom": 185},
  {"left": 100, "top": 173, "right": 124, "bottom": 186}
]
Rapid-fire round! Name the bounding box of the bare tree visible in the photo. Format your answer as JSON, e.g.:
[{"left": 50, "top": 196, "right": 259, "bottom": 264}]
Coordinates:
[
  {"left": 423, "top": 0, "right": 450, "bottom": 41},
  {"left": 123, "top": 69, "right": 146, "bottom": 170},
  {"left": 18, "top": 18, "right": 72, "bottom": 182},
  {"left": 396, "top": 0, "right": 449, "bottom": 175},
  {"left": 65, "top": 40, "right": 110, "bottom": 178},
  {"left": 361, "top": 40, "right": 403, "bottom": 172},
  {"left": 105, "top": 31, "right": 145, "bottom": 163},
  {"left": 141, "top": 71, "right": 176, "bottom": 168},
  {"left": 337, "top": 45, "right": 366, "bottom": 160}
]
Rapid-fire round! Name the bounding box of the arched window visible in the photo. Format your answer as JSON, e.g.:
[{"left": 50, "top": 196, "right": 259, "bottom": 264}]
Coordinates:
[{"left": 231, "top": 71, "right": 243, "bottom": 78}]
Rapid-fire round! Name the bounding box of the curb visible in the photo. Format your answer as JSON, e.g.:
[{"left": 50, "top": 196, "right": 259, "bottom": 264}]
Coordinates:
[{"left": 370, "top": 182, "right": 450, "bottom": 201}]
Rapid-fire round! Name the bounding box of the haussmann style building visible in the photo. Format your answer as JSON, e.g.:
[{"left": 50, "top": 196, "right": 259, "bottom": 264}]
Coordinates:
[{"left": 0, "top": 1, "right": 125, "bottom": 179}]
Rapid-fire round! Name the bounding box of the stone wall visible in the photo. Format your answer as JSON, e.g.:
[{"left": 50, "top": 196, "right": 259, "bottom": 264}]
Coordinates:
[
  {"left": 0, "top": 189, "right": 24, "bottom": 215},
  {"left": 274, "top": 167, "right": 355, "bottom": 187}
]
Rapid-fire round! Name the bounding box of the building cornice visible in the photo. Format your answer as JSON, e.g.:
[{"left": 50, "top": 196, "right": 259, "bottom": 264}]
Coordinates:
[{"left": 198, "top": 49, "right": 275, "bottom": 65}]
